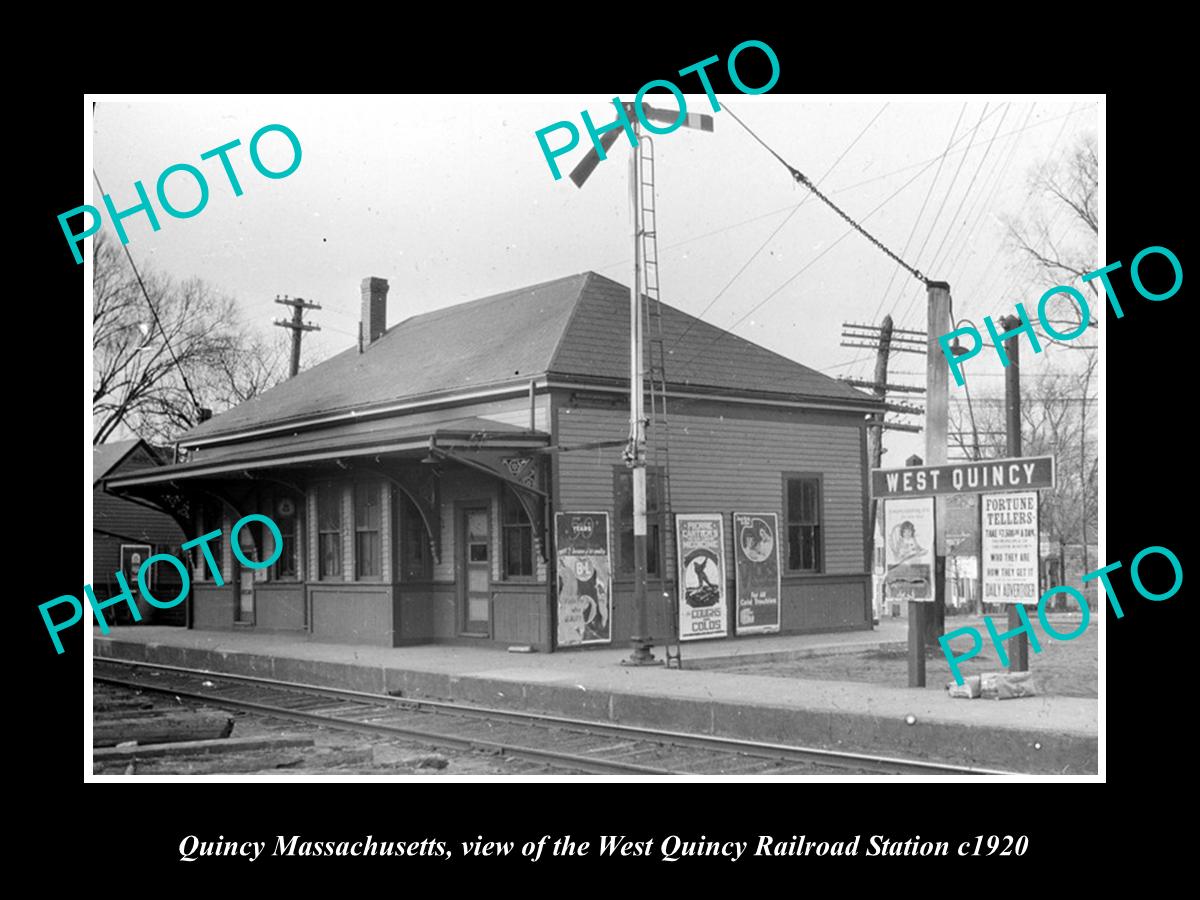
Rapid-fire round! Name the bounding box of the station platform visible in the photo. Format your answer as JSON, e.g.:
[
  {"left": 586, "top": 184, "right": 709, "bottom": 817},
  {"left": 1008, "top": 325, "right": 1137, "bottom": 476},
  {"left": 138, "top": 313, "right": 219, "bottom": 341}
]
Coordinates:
[{"left": 93, "top": 625, "right": 1098, "bottom": 775}]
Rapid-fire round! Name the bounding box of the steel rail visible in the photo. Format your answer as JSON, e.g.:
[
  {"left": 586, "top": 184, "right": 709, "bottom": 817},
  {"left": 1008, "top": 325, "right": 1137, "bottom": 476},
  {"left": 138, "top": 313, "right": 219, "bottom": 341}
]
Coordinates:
[{"left": 94, "top": 658, "right": 1016, "bottom": 776}]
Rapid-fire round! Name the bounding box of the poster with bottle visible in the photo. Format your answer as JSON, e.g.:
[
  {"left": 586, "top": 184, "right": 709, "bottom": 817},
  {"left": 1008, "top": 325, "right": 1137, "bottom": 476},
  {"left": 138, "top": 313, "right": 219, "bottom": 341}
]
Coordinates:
[
  {"left": 733, "top": 512, "right": 781, "bottom": 634},
  {"left": 555, "top": 512, "right": 612, "bottom": 646}
]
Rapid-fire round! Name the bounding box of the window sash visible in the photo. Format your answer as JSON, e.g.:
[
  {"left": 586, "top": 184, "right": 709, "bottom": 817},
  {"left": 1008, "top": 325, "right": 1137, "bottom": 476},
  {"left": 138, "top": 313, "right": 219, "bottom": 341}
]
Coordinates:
[
  {"left": 317, "top": 484, "right": 342, "bottom": 578},
  {"left": 399, "top": 493, "right": 430, "bottom": 582},
  {"left": 502, "top": 491, "right": 535, "bottom": 579},
  {"left": 195, "top": 500, "right": 224, "bottom": 582},
  {"left": 354, "top": 482, "right": 382, "bottom": 579},
  {"left": 614, "top": 467, "right": 664, "bottom": 576},
  {"left": 784, "top": 476, "right": 822, "bottom": 572}
]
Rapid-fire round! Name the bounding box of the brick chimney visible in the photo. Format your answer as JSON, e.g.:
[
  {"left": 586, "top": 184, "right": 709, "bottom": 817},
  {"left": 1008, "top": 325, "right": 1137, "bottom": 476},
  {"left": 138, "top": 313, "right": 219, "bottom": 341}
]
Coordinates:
[{"left": 361, "top": 276, "right": 389, "bottom": 346}]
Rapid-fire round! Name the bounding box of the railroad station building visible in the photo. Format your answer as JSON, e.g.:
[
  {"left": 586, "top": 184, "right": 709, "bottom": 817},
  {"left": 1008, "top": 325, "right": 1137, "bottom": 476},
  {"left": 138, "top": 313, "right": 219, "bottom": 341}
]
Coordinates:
[{"left": 107, "top": 272, "right": 883, "bottom": 651}]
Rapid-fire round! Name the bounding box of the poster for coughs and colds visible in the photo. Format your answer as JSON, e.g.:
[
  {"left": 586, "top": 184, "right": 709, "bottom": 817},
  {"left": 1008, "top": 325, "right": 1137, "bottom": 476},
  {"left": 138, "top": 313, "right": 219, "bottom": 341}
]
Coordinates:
[
  {"left": 733, "top": 512, "right": 781, "bottom": 634},
  {"left": 676, "top": 513, "right": 728, "bottom": 641},
  {"left": 981, "top": 491, "right": 1039, "bottom": 605},
  {"left": 883, "top": 497, "right": 934, "bottom": 602},
  {"left": 555, "top": 512, "right": 612, "bottom": 646}
]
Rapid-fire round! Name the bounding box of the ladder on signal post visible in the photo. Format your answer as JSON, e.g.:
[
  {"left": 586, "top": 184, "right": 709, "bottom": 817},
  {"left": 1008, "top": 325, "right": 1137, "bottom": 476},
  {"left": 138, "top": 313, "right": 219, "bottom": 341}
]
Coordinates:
[{"left": 638, "top": 136, "right": 682, "bottom": 669}]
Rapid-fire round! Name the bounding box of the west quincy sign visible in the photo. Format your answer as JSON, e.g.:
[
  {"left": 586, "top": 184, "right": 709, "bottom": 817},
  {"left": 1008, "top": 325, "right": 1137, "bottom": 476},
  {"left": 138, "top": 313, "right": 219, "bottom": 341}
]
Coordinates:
[{"left": 871, "top": 455, "right": 1055, "bottom": 499}]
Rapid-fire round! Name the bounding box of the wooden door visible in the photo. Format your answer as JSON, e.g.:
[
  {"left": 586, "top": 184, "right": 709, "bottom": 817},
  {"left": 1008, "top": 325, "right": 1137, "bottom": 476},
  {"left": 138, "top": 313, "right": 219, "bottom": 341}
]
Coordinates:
[{"left": 460, "top": 505, "right": 491, "bottom": 636}]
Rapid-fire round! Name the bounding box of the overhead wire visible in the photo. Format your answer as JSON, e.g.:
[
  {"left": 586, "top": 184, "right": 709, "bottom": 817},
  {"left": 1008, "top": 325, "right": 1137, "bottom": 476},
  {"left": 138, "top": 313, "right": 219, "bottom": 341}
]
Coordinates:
[
  {"left": 673, "top": 134, "right": 973, "bottom": 374},
  {"left": 92, "top": 170, "right": 204, "bottom": 417},
  {"left": 668, "top": 102, "right": 890, "bottom": 353},
  {"left": 722, "top": 104, "right": 928, "bottom": 285},
  {"left": 867, "top": 103, "right": 967, "bottom": 326},
  {"left": 891, "top": 103, "right": 995, "bottom": 327}
]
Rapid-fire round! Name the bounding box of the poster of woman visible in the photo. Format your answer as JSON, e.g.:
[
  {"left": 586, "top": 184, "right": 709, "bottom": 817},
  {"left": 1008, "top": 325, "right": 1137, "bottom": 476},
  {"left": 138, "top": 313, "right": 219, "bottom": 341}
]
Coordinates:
[{"left": 883, "top": 497, "right": 934, "bottom": 601}]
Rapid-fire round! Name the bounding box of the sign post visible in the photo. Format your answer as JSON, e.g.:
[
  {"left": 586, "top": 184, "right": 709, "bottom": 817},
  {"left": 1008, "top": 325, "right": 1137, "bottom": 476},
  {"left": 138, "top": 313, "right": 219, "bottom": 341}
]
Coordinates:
[{"left": 872, "top": 453, "right": 1055, "bottom": 687}]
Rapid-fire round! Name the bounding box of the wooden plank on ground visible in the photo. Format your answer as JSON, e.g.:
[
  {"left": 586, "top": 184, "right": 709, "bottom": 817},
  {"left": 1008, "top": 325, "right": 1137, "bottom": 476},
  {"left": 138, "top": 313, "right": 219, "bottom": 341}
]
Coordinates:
[
  {"left": 94, "top": 735, "right": 315, "bottom": 762},
  {"left": 93, "top": 711, "right": 234, "bottom": 747}
]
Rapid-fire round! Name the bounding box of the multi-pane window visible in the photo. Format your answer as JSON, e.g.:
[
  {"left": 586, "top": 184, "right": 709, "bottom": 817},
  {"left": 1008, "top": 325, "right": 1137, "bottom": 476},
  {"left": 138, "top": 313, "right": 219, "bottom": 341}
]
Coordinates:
[
  {"left": 398, "top": 490, "right": 431, "bottom": 582},
  {"left": 354, "top": 481, "right": 382, "bottom": 579},
  {"left": 614, "top": 466, "right": 663, "bottom": 576},
  {"left": 317, "top": 483, "right": 343, "bottom": 578},
  {"left": 271, "top": 494, "right": 300, "bottom": 580},
  {"left": 195, "top": 497, "right": 224, "bottom": 581},
  {"left": 502, "top": 488, "right": 534, "bottom": 578},
  {"left": 785, "top": 476, "right": 822, "bottom": 572}
]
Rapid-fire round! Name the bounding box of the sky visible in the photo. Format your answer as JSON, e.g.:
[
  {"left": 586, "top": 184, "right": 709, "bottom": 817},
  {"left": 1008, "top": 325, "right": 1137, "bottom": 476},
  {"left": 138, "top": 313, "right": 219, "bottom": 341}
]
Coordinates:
[{"left": 92, "top": 94, "right": 1100, "bottom": 462}]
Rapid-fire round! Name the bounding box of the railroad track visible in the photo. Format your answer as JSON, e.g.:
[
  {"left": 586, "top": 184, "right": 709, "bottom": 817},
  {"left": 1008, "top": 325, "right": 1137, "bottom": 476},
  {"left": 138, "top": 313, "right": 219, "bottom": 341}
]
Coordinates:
[{"left": 93, "top": 658, "right": 1015, "bottom": 776}]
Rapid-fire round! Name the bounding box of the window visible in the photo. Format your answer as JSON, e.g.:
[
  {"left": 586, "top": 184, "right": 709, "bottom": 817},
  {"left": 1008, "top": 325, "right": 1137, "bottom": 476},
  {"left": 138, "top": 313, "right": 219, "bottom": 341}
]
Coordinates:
[
  {"left": 502, "top": 488, "right": 535, "bottom": 578},
  {"left": 354, "top": 481, "right": 382, "bottom": 579},
  {"left": 271, "top": 493, "right": 301, "bottom": 580},
  {"left": 317, "top": 483, "right": 343, "bottom": 578},
  {"left": 614, "top": 466, "right": 663, "bottom": 577},
  {"left": 784, "top": 476, "right": 822, "bottom": 572},
  {"left": 398, "top": 490, "right": 431, "bottom": 582},
  {"left": 194, "top": 497, "right": 224, "bottom": 581}
]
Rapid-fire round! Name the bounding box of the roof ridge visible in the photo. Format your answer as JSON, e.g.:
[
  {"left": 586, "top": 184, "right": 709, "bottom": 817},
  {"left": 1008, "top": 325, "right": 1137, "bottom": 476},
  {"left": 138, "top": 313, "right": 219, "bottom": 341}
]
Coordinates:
[{"left": 388, "top": 272, "right": 589, "bottom": 332}]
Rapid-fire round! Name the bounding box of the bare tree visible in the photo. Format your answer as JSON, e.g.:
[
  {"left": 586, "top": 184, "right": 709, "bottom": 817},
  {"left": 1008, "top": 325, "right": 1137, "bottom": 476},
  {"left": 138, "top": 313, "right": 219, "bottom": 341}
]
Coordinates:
[
  {"left": 92, "top": 233, "right": 291, "bottom": 445},
  {"left": 949, "top": 353, "right": 1098, "bottom": 588},
  {"left": 1004, "top": 132, "right": 1099, "bottom": 338}
]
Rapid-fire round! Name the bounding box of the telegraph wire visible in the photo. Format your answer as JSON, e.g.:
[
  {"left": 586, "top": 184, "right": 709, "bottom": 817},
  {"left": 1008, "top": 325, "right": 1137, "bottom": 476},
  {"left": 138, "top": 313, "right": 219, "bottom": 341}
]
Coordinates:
[
  {"left": 92, "top": 170, "right": 204, "bottom": 416},
  {"left": 868, "top": 103, "right": 967, "bottom": 325},
  {"left": 591, "top": 105, "right": 1080, "bottom": 283},
  {"left": 954, "top": 103, "right": 1081, "bottom": 325},
  {"left": 668, "top": 102, "right": 890, "bottom": 354},
  {"left": 937, "top": 103, "right": 1034, "bottom": 290},
  {"left": 885, "top": 103, "right": 991, "bottom": 330},
  {"left": 674, "top": 137, "right": 964, "bottom": 374},
  {"left": 723, "top": 104, "right": 928, "bottom": 285},
  {"left": 896, "top": 104, "right": 1010, "bottom": 326}
]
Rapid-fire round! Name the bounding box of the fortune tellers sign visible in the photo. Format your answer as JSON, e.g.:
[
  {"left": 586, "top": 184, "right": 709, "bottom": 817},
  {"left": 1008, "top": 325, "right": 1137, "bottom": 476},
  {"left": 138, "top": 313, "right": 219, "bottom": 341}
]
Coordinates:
[
  {"left": 981, "top": 491, "right": 1040, "bottom": 605},
  {"left": 871, "top": 455, "right": 1055, "bottom": 499}
]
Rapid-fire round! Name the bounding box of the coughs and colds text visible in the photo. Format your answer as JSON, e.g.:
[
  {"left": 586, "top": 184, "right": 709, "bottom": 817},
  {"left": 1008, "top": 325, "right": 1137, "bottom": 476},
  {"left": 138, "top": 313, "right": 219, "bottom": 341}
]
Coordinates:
[{"left": 179, "top": 833, "right": 1029, "bottom": 862}]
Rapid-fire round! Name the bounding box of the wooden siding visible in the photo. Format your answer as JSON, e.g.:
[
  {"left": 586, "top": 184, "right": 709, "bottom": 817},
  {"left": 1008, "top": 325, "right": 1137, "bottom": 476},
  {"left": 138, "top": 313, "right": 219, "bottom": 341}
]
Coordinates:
[
  {"left": 309, "top": 584, "right": 395, "bottom": 645},
  {"left": 193, "top": 584, "right": 235, "bottom": 630},
  {"left": 255, "top": 583, "right": 306, "bottom": 631},
  {"left": 93, "top": 488, "right": 184, "bottom": 586},
  {"left": 555, "top": 399, "right": 868, "bottom": 575},
  {"left": 493, "top": 582, "right": 548, "bottom": 646}
]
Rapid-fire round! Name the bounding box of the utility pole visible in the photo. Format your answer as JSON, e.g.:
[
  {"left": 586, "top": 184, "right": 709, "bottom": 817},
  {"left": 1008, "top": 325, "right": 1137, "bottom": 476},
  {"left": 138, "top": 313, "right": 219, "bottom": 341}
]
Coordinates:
[
  {"left": 624, "top": 115, "right": 655, "bottom": 666},
  {"left": 274, "top": 295, "right": 322, "bottom": 378},
  {"left": 926, "top": 282, "right": 951, "bottom": 654},
  {"left": 866, "top": 316, "right": 894, "bottom": 541},
  {"left": 563, "top": 102, "right": 711, "bottom": 666},
  {"left": 1000, "top": 314, "right": 1029, "bottom": 672},
  {"left": 905, "top": 452, "right": 926, "bottom": 687}
]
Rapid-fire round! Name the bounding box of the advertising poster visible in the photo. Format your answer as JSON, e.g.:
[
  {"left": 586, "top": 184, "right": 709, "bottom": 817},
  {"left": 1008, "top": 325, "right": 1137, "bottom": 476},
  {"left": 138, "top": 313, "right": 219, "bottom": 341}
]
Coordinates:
[
  {"left": 120, "top": 543, "right": 152, "bottom": 590},
  {"left": 981, "top": 490, "right": 1040, "bottom": 605},
  {"left": 676, "top": 513, "right": 728, "bottom": 641},
  {"left": 883, "top": 497, "right": 934, "bottom": 602},
  {"left": 555, "top": 512, "right": 612, "bottom": 647},
  {"left": 733, "top": 512, "right": 781, "bottom": 634}
]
